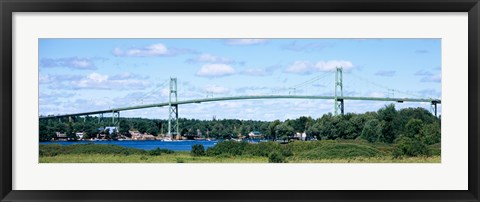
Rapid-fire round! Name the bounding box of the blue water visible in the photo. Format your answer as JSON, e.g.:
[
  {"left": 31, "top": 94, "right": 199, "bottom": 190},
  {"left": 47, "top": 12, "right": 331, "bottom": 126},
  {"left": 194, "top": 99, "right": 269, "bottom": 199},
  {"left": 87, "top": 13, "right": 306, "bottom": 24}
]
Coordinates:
[{"left": 39, "top": 140, "right": 219, "bottom": 151}]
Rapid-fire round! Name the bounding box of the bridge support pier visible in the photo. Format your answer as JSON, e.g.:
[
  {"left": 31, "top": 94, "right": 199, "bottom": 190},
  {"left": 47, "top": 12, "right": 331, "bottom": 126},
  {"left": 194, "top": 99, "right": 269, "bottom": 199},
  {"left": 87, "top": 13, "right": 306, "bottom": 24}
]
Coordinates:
[
  {"left": 112, "top": 111, "right": 120, "bottom": 126},
  {"left": 334, "top": 67, "right": 344, "bottom": 115},
  {"left": 168, "top": 77, "right": 179, "bottom": 139},
  {"left": 431, "top": 101, "right": 438, "bottom": 117}
]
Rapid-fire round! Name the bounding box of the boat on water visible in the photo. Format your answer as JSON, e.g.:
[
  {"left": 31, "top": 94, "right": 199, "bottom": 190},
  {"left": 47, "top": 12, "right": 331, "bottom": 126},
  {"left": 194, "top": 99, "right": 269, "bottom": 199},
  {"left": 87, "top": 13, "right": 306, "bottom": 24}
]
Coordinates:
[{"left": 162, "top": 137, "right": 173, "bottom": 142}]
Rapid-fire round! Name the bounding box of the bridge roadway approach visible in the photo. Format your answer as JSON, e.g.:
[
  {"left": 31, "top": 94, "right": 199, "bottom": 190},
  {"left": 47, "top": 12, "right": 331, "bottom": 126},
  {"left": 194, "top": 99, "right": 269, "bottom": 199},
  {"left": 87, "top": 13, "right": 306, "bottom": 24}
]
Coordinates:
[{"left": 39, "top": 95, "right": 441, "bottom": 119}]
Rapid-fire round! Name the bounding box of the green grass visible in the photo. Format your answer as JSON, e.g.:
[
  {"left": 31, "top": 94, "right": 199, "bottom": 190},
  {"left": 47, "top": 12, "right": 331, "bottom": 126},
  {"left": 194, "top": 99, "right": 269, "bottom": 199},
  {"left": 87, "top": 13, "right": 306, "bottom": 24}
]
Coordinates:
[
  {"left": 39, "top": 153, "right": 268, "bottom": 163},
  {"left": 39, "top": 153, "right": 439, "bottom": 163},
  {"left": 40, "top": 143, "right": 147, "bottom": 156},
  {"left": 287, "top": 156, "right": 440, "bottom": 163},
  {"left": 39, "top": 140, "right": 441, "bottom": 163}
]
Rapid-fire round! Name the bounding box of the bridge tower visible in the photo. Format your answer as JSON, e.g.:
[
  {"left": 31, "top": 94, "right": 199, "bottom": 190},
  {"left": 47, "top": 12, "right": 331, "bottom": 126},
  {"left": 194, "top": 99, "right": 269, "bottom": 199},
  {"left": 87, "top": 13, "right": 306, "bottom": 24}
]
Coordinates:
[
  {"left": 168, "top": 77, "right": 179, "bottom": 139},
  {"left": 334, "top": 67, "right": 344, "bottom": 115},
  {"left": 111, "top": 111, "right": 120, "bottom": 132}
]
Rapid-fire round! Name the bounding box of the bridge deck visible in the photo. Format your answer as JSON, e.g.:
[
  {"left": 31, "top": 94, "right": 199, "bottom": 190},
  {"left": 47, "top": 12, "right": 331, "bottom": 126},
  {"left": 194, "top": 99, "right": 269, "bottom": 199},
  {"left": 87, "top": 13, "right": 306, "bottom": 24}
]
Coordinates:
[{"left": 39, "top": 95, "right": 441, "bottom": 119}]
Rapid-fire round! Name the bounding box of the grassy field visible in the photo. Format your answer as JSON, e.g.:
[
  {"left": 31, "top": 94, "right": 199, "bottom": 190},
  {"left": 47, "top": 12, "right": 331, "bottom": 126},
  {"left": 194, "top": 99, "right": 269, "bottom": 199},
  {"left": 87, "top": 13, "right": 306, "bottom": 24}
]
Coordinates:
[
  {"left": 39, "top": 152, "right": 267, "bottom": 163},
  {"left": 39, "top": 140, "right": 441, "bottom": 163},
  {"left": 39, "top": 152, "right": 440, "bottom": 163}
]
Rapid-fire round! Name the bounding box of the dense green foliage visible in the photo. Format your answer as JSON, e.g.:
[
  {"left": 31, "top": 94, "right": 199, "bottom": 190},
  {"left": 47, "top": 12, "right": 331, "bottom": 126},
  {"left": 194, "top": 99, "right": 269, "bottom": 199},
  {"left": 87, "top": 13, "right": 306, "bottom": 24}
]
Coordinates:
[
  {"left": 39, "top": 116, "right": 270, "bottom": 141},
  {"left": 204, "top": 141, "right": 294, "bottom": 159},
  {"left": 39, "top": 139, "right": 441, "bottom": 163},
  {"left": 39, "top": 144, "right": 173, "bottom": 157},
  {"left": 204, "top": 140, "right": 383, "bottom": 161},
  {"left": 296, "top": 142, "right": 382, "bottom": 159},
  {"left": 148, "top": 147, "right": 174, "bottom": 156},
  {"left": 268, "top": 152, "right": 287, "bottom": 163},
  {"left": 40, "top": 104, "right": 441, "bottom": 158},
  {"left": 191, "top": 144, "right": 206, "bottom": 156}
]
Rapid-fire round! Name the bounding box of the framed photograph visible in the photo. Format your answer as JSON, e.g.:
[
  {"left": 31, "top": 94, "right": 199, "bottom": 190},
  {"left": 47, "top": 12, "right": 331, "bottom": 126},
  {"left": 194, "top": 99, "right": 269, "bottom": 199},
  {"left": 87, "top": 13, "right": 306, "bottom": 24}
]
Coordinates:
[{"left": 1, "top": 0, "right": 479, "bottom": 201}]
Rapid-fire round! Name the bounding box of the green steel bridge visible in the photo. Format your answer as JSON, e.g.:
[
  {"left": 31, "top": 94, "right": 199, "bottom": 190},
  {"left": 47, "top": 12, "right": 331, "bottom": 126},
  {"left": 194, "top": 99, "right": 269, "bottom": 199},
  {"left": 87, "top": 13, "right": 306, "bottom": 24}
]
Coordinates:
[
  {"left": 38, "top": 95, "right": 440, "bottom": 118},
  {"left": 39, "top": 67, "right": 441, "bottom": 137}
]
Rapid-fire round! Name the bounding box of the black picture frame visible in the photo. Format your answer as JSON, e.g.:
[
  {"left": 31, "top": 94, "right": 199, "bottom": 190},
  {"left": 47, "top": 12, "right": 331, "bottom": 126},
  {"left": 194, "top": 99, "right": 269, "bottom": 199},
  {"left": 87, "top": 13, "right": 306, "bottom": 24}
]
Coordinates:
[{"left": 1, "top": 0, "right": 479, "bottom": 201}]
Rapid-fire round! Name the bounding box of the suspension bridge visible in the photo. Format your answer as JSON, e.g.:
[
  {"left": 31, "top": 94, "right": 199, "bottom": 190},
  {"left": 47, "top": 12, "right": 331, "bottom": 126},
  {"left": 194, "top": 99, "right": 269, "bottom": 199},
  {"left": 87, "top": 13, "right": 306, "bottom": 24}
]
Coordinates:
[{"left": 39, "top": 67, "right": 441, "bottom": 138}]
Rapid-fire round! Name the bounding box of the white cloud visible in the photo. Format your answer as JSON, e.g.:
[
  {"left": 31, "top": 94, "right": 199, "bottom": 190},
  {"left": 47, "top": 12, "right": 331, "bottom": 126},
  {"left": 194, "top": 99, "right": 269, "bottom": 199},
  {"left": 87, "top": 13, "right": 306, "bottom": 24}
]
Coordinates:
[
  {"left": 218, "top": 102, "right": 243, "bottom": 108},
  {"left": 282, "top": 41, "right": 333, "bottom": 52},
  {"left": 205, "top": 85, "right": 230, "bottom": 94},
  {"left": 225, "top": 39, "right": 268, "bottom": 45},
  {"left": 240, "top": 64, "right": 281, "bottom": 76},
  {"left": 39, "top": 74, "right": 53, "bottom": 84},
  {"left": 369, "top": 92, "right": 386, "bottom": 97},
  {"left": 40, "top": 57, "right": 102, "bottom": 70},
  {"left": 414, "top": 70, "right": 434, "bottom": 76},
  {"left": 285, "top": 60, "right": 355, "bottom": 74},
  {"left": 87, "top": 72, "right": 108, "bottom": 83},
  {"left": 198, "top": 54, "right": 231, "bottom": 63},
  {"left": 315, "top": 60, "right": 354, "bottom": 72},
  {"left": 44, "top": 72, "right": 152, "bottom": 90},
  {"left": 421, "top": 74, "right": 441, "bottom": 83},
  {"left": 284, "top": 61, "right": 314, "bottom": 74},
  {"left": 113, "top": 43, "right": 169, "bottom": 57},
  {"left": 375, "top": 70, "right": 396, "bottom": 77},
  {"left": 198, "top": 54, "right": 224, "bottom": 62},
  {"left": 110, "top": 72, "right": 149, "bottom": 80},
  {"left": 186, "top": 53, "right": 243, "bottom": 65},
  {"left": 196, "top": 64, "right": 236, "bottom": 78},
  {"left": 241, "top": 68, "right": 270, "bottom": 76}
]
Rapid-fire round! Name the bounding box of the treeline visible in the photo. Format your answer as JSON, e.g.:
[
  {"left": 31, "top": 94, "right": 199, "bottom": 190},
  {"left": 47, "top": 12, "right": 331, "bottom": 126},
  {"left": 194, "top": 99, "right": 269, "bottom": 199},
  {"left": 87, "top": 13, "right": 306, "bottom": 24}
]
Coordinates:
[{"left": 39, "top": 104, "right": 441, "bottom": 149}]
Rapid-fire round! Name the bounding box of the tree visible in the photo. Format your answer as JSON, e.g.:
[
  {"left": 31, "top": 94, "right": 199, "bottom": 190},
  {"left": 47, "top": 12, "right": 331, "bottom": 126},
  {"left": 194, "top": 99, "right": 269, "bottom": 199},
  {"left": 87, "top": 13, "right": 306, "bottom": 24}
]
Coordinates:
[
  {"left": 404, "top": 119, "right": 423, "bottom": 138},
  {"left": 147, "top": 126, "right": 159, "bottom": 135},
  {"left": 360, "top": 119, "right": 382, "bottom": 143},
  {"left": 289, "top": 116, "right": 312, "bottom": 132},
  {"left": 110, "top": 129, "right": 118, "bottom": 140},
  {"left": 136, "top": 121, "right": 148, "bottom": 134},
  {"left": 39, "top": 123, "right": 54, "bottom": 142},
  {"left": 119, "top": 120, "right": 130, "bottom": 134},
  {"left": 275, "top": 123, "right": 294, "bottom": 142},
  {"left": 393, "top": 136, "right": 430, "bottom": 157},
  {"left": 84, "top": 124, "right": 98, "bottom": 139},
  {"left": 377, "top": 104, "right": 398, "bottom": 143},
  {"left": 191, "top": 144, "right": 205, "bottom": 156},
  {"left": 421, "top": 122, "right": 441, "bottom": 145},
  {"left": 65, "top": 123, "right": 77, "bottom": 141},
  {"left": 317, "top": 113, "right": 336, "bottom": 140},
  {"left": 349, "top": 114, "right": 367, "bottom": 139},
  {"left": 268, "top": 120, "right": 281, "bottom": 140},
  {"left": 306, "top": 122, "right": 322, "bottom": 140}
]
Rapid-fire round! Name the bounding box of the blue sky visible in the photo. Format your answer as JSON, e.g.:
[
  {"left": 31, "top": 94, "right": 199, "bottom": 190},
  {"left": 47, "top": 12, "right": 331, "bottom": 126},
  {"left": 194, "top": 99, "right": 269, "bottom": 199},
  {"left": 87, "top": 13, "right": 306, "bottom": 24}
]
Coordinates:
[{"left": 39, "top": 39, "right": 441, "bottom": 121}]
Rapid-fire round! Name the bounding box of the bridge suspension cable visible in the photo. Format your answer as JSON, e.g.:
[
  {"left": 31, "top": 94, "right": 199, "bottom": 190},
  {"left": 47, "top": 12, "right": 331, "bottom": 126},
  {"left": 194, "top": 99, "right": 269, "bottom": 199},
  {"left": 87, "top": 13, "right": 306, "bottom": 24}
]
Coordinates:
[
  {"left": 348, "top": 72, "right": 426, "bottom": 99},
  {"left": 271, "top": 71, "right": 333, "bottom": 95},
  {"left": 126, "top": 79, "right": 169, "bottom": 107}
]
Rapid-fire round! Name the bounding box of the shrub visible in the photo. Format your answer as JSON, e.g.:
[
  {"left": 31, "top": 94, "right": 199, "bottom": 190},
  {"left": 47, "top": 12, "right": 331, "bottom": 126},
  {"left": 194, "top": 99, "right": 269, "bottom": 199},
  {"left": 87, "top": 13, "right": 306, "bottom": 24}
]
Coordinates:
[
  {"left": 205, "top": 141, "right": 294, "bottom": 159},
  {"left": 421, "top": 123, "right": 441, "bottom": 145},
  {"left": 243, "top": 142, "right": 292, "bottom": 157},
  {"left": 39, "top": 144, "right": 71, "bottom": 156},
  {"left": 392, "top": 136, "right": 430, "bottom": 158},
  {"left": 149, "top": 147, "right": 174, "bottom": 156},
  {"left": 268, "top": 152, "right": 287, "bottom": 163},
  {"left": 360, "top": 119, "right": 382, "bottom": 143},
  {"left": 297, "top": 142, "right": 383, "bottom": 159},
  {"left": 206, "top": 141, "right": 247, "bottom": 156},
  {"left": 39, "top": 143, "right": 147, "bottom": 156},
  {"left": 428, "top": 143, "right": 441, "bottom": 156},
  {"left": 191, "top": 144, "right": 205, "bottom": 156}
]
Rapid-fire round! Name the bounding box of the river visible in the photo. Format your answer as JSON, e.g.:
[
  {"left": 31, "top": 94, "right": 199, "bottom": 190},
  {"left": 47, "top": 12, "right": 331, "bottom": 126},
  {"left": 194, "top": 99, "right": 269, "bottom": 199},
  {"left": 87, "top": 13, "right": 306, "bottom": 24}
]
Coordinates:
[{"left": 39, "top": 140, "right": 220, "bottom": 151}]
